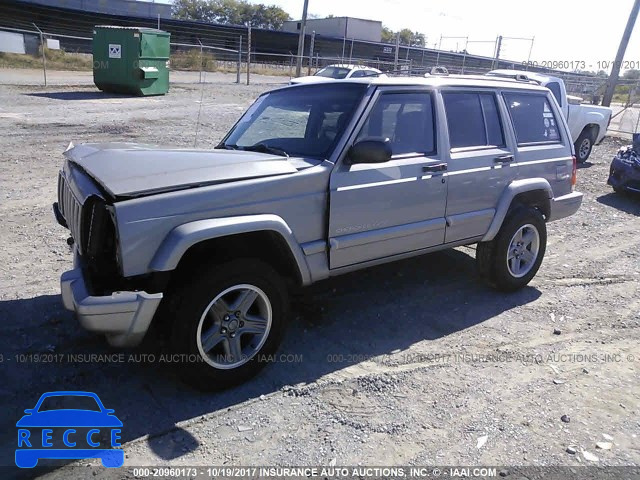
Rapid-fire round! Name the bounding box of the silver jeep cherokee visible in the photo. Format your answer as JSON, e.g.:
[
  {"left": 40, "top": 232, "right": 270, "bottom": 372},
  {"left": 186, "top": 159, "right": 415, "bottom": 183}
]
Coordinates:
[{"left": 54, "top": 76, "right": 583, "bottom": 389}]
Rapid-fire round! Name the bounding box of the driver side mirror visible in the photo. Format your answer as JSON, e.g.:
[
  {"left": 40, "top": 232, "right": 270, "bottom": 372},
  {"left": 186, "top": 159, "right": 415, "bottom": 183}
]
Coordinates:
[{"left": 347, "top": 140, "right": 392, "bottom": 165}]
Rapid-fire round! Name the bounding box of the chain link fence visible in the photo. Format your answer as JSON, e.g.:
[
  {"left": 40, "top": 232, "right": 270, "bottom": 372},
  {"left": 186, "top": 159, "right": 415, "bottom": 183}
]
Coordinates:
[
  {"left": 0, "top": 25, "right": 416, "bottom": 85},
  {"left": 1, "top": 21, "right": 638, "bottom": 134}
]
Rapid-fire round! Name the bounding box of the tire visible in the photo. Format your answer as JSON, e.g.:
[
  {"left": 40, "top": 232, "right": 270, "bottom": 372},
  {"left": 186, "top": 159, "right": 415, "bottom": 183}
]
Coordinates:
[
  {"left": 574, "top": 130, "right": 593, "bottom": 163},
  {"left": 476, "top": 207, "right": 547, "bottom": 292},
  {"left": 168, "top": 259, "right": 289, "bottom": 391}
]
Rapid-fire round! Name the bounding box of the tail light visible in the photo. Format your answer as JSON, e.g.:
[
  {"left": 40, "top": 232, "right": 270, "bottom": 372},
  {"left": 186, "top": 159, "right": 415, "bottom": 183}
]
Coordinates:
[{"left": 571, "top": 155, "right": 577, "bottom": 190}]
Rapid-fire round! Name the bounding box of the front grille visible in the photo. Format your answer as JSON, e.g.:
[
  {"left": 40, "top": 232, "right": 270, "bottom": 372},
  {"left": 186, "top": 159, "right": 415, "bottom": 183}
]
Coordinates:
[{"left": 58, "top": 171, "right": 84, "bottom": 254}]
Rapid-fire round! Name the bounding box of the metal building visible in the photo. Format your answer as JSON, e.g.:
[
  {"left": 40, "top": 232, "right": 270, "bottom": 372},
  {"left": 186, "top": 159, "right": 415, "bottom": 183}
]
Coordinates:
[{"left": 283, "top": 17, "right": 382, "bottom": 43}]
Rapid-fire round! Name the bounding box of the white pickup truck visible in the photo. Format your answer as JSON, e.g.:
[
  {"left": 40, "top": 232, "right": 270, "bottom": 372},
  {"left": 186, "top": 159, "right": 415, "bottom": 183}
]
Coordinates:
[{"left": 487, "top": 70, "right": 612, "bottom": 162}]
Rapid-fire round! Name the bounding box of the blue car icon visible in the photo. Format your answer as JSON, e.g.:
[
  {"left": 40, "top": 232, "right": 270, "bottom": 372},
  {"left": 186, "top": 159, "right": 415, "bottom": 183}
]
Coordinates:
[{"left": 16, "top": 391, "right": 123, "bottom": 468}]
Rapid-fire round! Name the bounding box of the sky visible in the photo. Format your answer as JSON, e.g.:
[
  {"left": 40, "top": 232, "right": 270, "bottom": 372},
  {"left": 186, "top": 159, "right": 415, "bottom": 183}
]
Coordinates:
[
  {"left": 252, "top": 0, "right": 640, "bottom": 72},
  {"left": 164, "top": 0, "right": 640, "bottom": 72}
]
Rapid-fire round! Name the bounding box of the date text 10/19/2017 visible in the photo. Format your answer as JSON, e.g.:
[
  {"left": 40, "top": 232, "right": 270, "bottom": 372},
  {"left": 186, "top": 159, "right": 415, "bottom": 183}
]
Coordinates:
[{"left": 521, "top": 60, "right": 640, "bottom": 71}]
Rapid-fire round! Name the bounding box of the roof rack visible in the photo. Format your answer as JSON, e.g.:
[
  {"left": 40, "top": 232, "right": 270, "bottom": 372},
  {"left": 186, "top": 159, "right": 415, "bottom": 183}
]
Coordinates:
[
  {"left": 429, "top": 66, "right": 449, "bottom": 76},
  {"left": 485, "top": 71, "right": 540, "bottom": 84},
  {"left": 438, "top": 73, "right": 539, "bottom": 85},
  {"left": 514, "top": 73, "right": 531, "bottom": 82}
]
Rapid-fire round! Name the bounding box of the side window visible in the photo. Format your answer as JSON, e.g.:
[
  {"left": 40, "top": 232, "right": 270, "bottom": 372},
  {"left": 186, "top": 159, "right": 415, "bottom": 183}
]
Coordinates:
[
  {"left": 356, "top": 92, "right": 435, "bottom": 156},
  {"left": 547, "top": 82, "right": 562, "bottom": 107},
  {"left": 443, "top": 92, "right": 505, "bottom": 149},
  {"left": 503, "top": 93, "right": 561, "bottom": 145},
  {"left": 350, "top": 70, "right": 366, "bottom": 78}
]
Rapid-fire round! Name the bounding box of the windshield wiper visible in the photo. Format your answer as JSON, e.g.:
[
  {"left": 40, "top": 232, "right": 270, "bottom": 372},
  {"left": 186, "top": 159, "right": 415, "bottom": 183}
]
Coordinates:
[
  {"left": 242, "top": 143, "right": 289, "bottom": 158},
  {"left": 216, "top": 142, "right": 289, "bottom": 157},
  {"left": 216, "top": 143, "right": 240, "bottom": 150}
]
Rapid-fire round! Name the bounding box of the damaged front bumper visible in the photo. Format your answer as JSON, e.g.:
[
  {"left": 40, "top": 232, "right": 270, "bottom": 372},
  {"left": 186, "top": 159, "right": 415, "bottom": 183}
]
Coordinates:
[
  {"left": 60, "top": 252, "right": 163, "bottom": 348},
  {"left": 608, "top": 156, "right": 640, "bottom": 193}
]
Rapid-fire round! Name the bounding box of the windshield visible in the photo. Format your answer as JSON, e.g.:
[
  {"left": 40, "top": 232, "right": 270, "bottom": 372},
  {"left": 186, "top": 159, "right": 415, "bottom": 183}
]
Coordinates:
[
  {"left": 315, "top": 66, "right": 351, "bottom": 79},
  {"left": 222, "top": 83, "right": 367, "bottom": 159},
  {"left": 38, "top": 395, "right": 101, "bottom": 412}
]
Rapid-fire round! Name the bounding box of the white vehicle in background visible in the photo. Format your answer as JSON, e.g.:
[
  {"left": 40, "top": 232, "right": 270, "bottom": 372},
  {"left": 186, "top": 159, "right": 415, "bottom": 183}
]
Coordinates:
[
  {"left": 290, "top": 64, "right": 385, "bottom": 85},
  {"left": 487, "top": 70, "right": 612, "bottom": 163}
]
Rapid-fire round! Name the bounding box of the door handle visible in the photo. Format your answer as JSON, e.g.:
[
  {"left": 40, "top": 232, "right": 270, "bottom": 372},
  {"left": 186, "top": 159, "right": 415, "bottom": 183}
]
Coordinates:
[
  {"left": 422, "top": 163, "right": 448, "bottom": 172},
  {"left": 494, "top": 155, "right": 514, "bottom": 163}
]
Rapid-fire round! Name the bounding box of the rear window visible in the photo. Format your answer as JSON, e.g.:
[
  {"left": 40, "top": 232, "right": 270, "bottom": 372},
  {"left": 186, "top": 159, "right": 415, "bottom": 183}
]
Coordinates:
[
  {"left": 349, "top": 69, "right": 379, "bottom": 78},
  {"left": 315, "top": 67, "right": 351, "bottom": 79},
  {"left": 503, "top": 92, "right": 561, "bottom": 145},
  {"left": 443, "top": 92, "right": 505, "bottom": 149}
]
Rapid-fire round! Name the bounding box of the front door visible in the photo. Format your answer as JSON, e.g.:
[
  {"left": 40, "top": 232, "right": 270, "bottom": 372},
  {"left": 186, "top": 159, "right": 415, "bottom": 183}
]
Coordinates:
[{"left": 328, "top": 89, "right": 447, "bottom": 269}]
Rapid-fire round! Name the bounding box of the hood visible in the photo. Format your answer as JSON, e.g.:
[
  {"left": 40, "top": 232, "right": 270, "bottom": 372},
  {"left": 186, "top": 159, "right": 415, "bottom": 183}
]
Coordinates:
[{"left": 64, "top": 143, "right": 298, "bottom": 199}]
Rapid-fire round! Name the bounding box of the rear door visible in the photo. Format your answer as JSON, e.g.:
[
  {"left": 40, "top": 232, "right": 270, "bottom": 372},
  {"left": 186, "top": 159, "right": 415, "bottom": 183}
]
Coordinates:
[
  {"left": 328, "top": 88, "right": 447, "bottom": 269},
  {"left": 440, "top": 89, "right": 518, "bottom": 243},
  {"left": 502, "top": 90, "right": 574, "bottom": 197}
]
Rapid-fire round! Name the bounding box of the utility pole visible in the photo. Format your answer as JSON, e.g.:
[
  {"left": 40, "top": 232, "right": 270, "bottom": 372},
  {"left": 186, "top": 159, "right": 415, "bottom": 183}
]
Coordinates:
[
  {"left": 295, "top": 0, "right": 309, "bottom": 77},
  {"left": 32, "top": 23, "right": 47, "bottom": 87},
  {"left": 525, "top": 36, "right": 535, "bottom": 70},
  {"left": 308, "top": 31, "right": 315, "bottom": 75},
  {"left": 461, "top": 37, "right": 468, "bottom": 74},
  {"left": 394, "top": 34, "right": 400, "bottom": 72},
  {"left": 602, "top": 0, "right": 640, "bottom": 107},
  {"left": 246, "top": 25, "right": 251, "bottom": 85},
  {"left": 236, "top": 35, "right": 242, "bottom": 84},
  {"left": 493, "top": 35, "right": 503, "bottom": 69}
]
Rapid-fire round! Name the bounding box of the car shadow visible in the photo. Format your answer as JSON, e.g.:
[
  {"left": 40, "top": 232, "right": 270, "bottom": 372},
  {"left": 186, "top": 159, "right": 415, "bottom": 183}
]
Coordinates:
[
  {"left": 25, "top": 91, "right": 136, "bottom": 101},
  {"left": 596, "top": 191, "right": 640, "bottom": 216},
  {"left": 576, "top": 161, "right": 595, "bottom": 169},
  {"left": 1, "top": 248, "right": 541, "bottom": 474}
]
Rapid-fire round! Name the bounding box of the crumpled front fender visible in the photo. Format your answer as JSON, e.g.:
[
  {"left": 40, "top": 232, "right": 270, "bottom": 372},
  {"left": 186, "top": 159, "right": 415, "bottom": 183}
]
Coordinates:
[{"left": 149, "top": 214, "right": 313, "bottom": 285}]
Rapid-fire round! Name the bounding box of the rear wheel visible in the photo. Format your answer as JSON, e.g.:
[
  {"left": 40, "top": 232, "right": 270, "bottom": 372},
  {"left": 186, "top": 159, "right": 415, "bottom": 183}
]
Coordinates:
[
  {"left": 168, "top": 259, "right": 289, "bottom": 390},
  {"left": 574, "top": 130, "right": 594, "bottom": 163},
  {"left": 477, "top": 207, "right": 547, "bottom": 291}
]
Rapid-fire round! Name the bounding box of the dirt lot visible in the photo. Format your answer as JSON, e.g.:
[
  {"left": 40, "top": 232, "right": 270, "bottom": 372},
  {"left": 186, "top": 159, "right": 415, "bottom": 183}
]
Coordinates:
[{"left": 0, "top": 74, "right": 638, "bottom": 479}]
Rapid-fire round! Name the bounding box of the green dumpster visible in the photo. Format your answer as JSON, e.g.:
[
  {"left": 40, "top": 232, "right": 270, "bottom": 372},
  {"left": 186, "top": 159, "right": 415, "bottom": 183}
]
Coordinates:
[{"left": 93, "top": 26, "right": 170, "bottom": 96}]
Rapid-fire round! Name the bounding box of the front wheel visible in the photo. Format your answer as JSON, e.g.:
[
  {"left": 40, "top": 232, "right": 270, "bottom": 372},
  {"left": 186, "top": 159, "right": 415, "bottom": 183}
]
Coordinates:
[
  {"left": 168, "top": 259, "right": 289, "bottom": 390},
  {"left": 574, "top": 131, "right": 593, "bottom": 163},
  {"left": 477, "top": 207, "right": 547, "bottom": 292}
]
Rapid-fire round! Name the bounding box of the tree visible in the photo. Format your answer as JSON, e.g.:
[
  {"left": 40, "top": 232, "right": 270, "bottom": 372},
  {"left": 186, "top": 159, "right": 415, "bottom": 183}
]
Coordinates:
[
  {"left": 623, "top": 69, "right": 640, "bottom": 80},
  {"left": 173, "top": 0, "right": 291, "bottom": 29},
  {"left": 398, "top": 28, "right": 413, "bottom": 46},
  {"left": 381, "top": 25, "right": 426, "bottom": 47},
  {"left": 411, "top": 31, "right": 425, "bottom": 48},
  {"left": 381, "top": 26, "right": 395, "bottom": 43},
  {"left": 173, "top": 0, "right": 212, "bottom": 21}
]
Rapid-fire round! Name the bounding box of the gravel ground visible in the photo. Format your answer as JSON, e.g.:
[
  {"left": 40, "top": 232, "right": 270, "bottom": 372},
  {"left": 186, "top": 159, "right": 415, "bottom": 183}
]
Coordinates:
[{"left": 0, "top": 76, "right": 638, "bottom": 479}]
